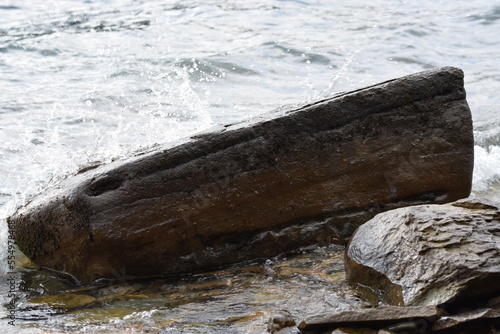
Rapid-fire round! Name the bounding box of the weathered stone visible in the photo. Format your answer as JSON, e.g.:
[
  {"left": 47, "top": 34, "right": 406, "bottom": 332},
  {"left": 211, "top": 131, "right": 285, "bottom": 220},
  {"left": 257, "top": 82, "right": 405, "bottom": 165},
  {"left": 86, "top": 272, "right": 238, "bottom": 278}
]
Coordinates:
[
  {"left": 383, "top": 321, "right": 421, "bottom": 333},
  {"left": 298, "top": 305, "right": 442, "bottom": 332},
  {"left": 10, "top": 67, "right": 473, "bottom": 284},
  {"left": 432, "top": 307, "right": 500, "bottom": 331},
  {"left": 345, "top": 198, "right": 500, "bottom": 307},
  {"left": 267, "top": 310, "right": 297, "bottom": 333}
]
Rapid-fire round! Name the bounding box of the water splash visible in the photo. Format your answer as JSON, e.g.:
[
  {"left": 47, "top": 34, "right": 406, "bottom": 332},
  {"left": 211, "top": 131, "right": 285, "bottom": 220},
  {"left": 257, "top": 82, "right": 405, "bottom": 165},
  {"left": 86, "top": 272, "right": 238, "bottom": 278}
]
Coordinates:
[
  {"left": 472, "top": 145, "right": 500, "bottom": 193},
  {"left": 315, "top": 0, "right": 409, "bottom": 99},
  {"left": 0, "top": 221, "right": 8, "bottom": 275},
  {"left": 0, "top": 62, "right": 213, "bottom": 275}
]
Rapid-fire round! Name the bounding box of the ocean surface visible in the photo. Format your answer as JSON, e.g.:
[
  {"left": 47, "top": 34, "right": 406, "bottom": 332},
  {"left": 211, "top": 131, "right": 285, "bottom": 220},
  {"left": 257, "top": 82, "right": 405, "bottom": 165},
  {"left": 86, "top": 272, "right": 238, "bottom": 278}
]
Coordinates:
[{"left": 1, "top": 0, "right": 499, "bottom": 332}]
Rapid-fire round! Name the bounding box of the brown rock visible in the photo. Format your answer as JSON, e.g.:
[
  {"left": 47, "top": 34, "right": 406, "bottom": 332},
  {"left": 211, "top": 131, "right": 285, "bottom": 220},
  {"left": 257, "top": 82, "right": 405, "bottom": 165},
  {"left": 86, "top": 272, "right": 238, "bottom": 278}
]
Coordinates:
[
  {"left": 298, "top": 305, "right": 442, "bottom": 332},
  {"left": 432, "top": 307, "right": 500, "bottom": 331},
  {"left": 267, "top": 310, "right": 297, "bottom": 333},
  {"left": 383, "top": 321, "right": 421, "bottom": 333},
  {"left": 10, "top": 67, "right": 473, "bottom": 284},
  {"left": 332, "top": 328, "right": 378, "bottom": 334},
  {"left": 345, "top": 199, "right": 500, "bottom": 307}
]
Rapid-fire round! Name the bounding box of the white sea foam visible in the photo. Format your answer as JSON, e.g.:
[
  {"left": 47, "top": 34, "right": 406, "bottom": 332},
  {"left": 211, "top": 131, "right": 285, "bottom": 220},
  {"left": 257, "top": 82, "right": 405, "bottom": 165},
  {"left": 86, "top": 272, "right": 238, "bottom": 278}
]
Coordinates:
[
  {"left": 0, "top": 222, "right": 7, "bottom": 275},
  {"left": 472, "top": 145, "right": 500, "bottom": 193}
]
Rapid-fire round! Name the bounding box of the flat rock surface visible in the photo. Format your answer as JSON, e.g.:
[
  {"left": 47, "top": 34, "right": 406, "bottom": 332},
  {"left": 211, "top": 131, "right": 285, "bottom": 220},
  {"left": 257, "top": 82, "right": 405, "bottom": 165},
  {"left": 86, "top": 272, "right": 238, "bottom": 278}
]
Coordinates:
[
  {"left": 432, "top": 307, "right": 500, "bottom": 331},
  {"left": 10, "top": 67, "right": 474, "bottom": 284},
  {"left": 298, "top": 305, "right": 442, "bottom": 331},
  {"left": 345, "top": 198, "right": 500, "bottom": 307}
]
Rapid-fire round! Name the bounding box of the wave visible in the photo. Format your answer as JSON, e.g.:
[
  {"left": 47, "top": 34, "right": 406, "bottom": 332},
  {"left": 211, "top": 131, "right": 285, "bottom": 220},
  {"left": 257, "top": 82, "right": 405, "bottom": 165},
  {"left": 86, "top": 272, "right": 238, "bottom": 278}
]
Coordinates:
[
  {"left": 472, "top": 145, "right": 500, "bottom": 194},
  {"left": 467, "top": 6, "right": 500, "bottom": 25}
]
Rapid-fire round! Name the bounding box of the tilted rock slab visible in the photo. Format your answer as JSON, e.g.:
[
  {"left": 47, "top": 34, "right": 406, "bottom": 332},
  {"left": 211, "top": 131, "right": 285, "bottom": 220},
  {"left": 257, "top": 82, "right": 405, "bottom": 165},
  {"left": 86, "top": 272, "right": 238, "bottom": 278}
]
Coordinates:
[
  {"left": 298, "top": 305, "right": 443, "bottom": 332},
  {"left": 10, "top": 67, "right": 473, "bottom": 284},
  {"left": 432, "top": 306, "right": 500, "bottom": 332},
  {"left": 345, "top": 199, "right": 500, "bottom": 307}
]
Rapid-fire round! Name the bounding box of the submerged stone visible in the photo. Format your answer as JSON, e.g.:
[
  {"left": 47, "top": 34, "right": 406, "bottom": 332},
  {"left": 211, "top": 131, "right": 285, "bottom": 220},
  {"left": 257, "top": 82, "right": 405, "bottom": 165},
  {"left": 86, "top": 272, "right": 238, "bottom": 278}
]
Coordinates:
[
  {"left": 20, "top": 270, "right": 73, "bottom": 297},
  {"left": 10, "top": 67, "right": 473, "bottom": 284},
  {"left": 29, "top": 293, "right": 97, "bottom": 311},
  {"left": 432, "top": 307, "right": 500, "bottom": 332}
]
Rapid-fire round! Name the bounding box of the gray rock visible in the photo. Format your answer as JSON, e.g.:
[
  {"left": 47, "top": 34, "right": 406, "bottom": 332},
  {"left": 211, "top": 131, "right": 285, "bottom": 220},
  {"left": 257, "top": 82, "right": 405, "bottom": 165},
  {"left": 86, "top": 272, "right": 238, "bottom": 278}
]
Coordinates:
[
  {"left": 432, "top": 306, "right": 500, "bottom": 331},
  {"left": 267, "top": 310, "right": 297, "bottom": 333},
  {"left": 345, "top": 198, "right": 500, "bottom": 307},
  {"left": 332, "top": 328, "right": 378, "bottom": 334},
  {"left": 298, "top": 305, "right": 442, "bottom": 332},
  {"left": 10, "top": 67, "right": 473, "bottom": 284}
]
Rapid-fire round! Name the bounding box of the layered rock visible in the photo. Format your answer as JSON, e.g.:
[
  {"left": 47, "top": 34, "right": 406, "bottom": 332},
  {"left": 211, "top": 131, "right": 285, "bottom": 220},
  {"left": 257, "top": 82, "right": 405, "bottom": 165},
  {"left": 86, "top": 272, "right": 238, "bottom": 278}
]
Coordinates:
[
  {"left": 298, "top": 305, "right": 443, "bottom": 332},
  {"left": 432, "top": 306, "right": 500, "bottom": 332},
  {"left": 345, "top": 198, "right": 500, "bottom": 307},
  {"left": 10, "top": 67, "right": 473, "bottom": 284},
  {"left": 297, "top": 303, "right": 500, "bottom": 333}
]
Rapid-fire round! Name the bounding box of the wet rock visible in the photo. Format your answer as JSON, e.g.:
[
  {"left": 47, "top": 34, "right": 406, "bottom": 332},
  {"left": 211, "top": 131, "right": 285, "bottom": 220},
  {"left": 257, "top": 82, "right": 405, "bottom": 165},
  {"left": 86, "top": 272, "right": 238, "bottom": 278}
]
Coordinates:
[
  {"left": 19, "top": 268, "right": 73, "bottom": 298},
  {"left": 432, "top": 306, "right": 500, "bottom": 332},
  {"left": 10, "top": 67, "right": 473, "bottom": 284},
  {"left": 487, "top": 296, "right": 500, "bottom": 308},
  {"left": 298, "top": 305, "right": 442, "bottom": 332},
  {"left": 331, "top": 328, "right": 378, "bottom": 334},
  {"left": 383, "top": 321, "right": 421, "bottom": 333},
  {"left": 29, "top": 293, "right": 97, "bottom": 311},
  {"left": 377, "top": 330, "right": 396, "bottom": 334},
  {"left": 345, "top": 198, "right": 500, "bottom": 307},
  {"left": 267, "top": 310, "right": 297, "bottom": 333}
]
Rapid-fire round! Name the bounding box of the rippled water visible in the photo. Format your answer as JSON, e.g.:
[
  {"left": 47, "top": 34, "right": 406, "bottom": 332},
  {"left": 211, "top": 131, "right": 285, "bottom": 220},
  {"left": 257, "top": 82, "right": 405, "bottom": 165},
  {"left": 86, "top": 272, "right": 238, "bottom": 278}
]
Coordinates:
[
  {"left": 1, "top": 0, "right": 500, "bottom": 332},
  {"left": 4, "top": 246, "right": 364, "bottom": 333}
]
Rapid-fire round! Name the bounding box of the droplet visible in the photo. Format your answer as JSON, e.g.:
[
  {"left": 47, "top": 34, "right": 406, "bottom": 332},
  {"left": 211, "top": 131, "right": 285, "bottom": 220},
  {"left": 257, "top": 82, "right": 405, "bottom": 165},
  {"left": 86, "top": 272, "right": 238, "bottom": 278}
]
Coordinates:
[{"left": 86, "top": 100, "right": 92, "bottom": 107}]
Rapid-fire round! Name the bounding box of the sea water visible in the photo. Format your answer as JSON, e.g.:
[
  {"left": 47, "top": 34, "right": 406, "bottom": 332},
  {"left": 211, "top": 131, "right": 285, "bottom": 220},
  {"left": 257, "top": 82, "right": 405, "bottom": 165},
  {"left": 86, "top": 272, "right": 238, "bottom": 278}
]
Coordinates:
[{"left": 1, "top": 0, "right": 499, "bottom": 332}]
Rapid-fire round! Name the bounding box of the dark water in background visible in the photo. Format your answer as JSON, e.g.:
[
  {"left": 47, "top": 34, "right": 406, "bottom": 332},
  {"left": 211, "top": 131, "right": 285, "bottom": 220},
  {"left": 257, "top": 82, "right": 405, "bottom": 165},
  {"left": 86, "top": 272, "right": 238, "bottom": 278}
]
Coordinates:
[{"left": 0, "top": 0, "right": 499, "bottom": 332}]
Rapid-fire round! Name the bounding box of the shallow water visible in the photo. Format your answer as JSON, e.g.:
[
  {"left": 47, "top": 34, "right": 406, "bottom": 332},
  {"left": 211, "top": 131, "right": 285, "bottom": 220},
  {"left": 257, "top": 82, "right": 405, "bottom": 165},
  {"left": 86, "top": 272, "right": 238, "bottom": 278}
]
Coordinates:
[
  {"left": 6, "top": 246, "right": 362, "bottom": 333},
  {"left": 1, "top": 0, "right": 500, "bottom": 332}
]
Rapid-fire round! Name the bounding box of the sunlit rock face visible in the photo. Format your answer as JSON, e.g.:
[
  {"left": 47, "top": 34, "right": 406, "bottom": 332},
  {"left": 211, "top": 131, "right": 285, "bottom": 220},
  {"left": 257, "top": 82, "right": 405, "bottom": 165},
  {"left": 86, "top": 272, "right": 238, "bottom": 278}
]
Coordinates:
[
  {"left": 345, "top": 198, "right": 500, "bottom": 307},
  {"left": 10, "top": 67, "right": 473, "bottom": 284}
]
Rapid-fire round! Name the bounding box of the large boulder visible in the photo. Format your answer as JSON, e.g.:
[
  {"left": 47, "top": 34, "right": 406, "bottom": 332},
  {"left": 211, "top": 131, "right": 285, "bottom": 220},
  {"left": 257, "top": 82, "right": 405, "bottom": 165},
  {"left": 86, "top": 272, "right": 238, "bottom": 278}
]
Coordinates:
[
  {"left": 9, "top": 67, "right": 474, "bottom": 284},
  {"left": 345, "top": 198, "right": 500, "bottom": 307}
]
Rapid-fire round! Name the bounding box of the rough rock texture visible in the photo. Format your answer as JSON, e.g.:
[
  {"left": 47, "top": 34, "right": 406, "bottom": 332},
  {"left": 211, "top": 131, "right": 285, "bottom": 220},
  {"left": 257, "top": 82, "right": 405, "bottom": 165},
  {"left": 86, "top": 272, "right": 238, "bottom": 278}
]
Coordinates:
[
  {"left": 345, "top": 199, "right": 500, "bottom": 307},
  {"left": 298, "top": 305, "right": 442, "bottom": 332},
  {"left": 432, "top": 307, "right": 500, "bottom": 332},
  {"left": 299, "top": 303, "right": 500, "bottom": 333},
  {"left": 267, "top": 310, "right": 297, "bottom": 333},
  {"left": 10, "top": 67, "right": 473, "bottom": 284}
]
